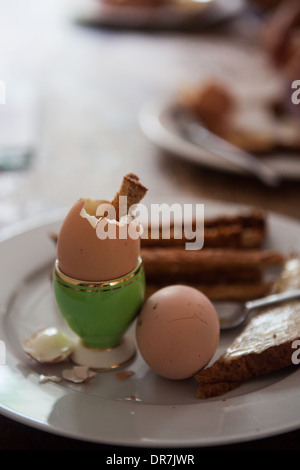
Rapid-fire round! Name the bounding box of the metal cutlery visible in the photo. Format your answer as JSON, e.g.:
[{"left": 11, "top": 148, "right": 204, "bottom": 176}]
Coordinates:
[
  {"left": 215, "top": 289, "right": 300, "bottom": 330},
  {"left": 173, "top": 107, "right": 282, "bottom": 187}
]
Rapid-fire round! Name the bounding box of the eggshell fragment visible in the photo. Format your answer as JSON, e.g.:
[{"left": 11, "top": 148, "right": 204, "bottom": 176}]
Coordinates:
[
  {"left": 22, "top": 327, "right": 75, "bottom": 364},
  {"left": 62, "top": 365, "right": 96, "bottom": 383},
  {"left": 116, "top": 370, "right": 134, "bottom": 381},
  {"left": 136, "top": 285, "right": 220, "bottom": 380},
  {"left": 57, "top": 199, "right": 141, "bottom": 281}
]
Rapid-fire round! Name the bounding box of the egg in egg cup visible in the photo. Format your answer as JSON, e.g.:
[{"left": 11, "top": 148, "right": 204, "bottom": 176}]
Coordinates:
[{"left": 53, "top": 174, "right": 147, "bottom": 370}]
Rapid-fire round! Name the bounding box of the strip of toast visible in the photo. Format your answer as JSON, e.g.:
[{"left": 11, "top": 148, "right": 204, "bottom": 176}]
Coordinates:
[
  {"left": 195, "top": 256, "right": 300, "bottom": 398},
  {"left": 142, "top": 209, "right": 266, "bottom": 249},
  {"left": 111, "top": 173, "right": 148, "bottom": 220},
  {"left": 141, "top": 247, "right": 284, "bottom": 281},
  {"left": 145, "top": 281, "right": 272, "bottom": 302},
  {"left": 142, "top": 224, "right": 265, "bottom": 249}
]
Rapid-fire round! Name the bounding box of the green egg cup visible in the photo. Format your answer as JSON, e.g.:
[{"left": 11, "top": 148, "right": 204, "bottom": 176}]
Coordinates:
[{"left": 53, "top": 257, "right": 145, "bottom": 368}]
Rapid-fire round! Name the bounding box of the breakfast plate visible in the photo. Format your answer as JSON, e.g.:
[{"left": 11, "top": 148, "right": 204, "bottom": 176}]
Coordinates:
[
  {"left": 139, "top": 98, "right": 300, "bottom": 181},
  {"left": 75, "top": 0, "right": 245, "bottom": 30},
  {"left": 1, "top": 198, "right": 300, "bottom": 447}
]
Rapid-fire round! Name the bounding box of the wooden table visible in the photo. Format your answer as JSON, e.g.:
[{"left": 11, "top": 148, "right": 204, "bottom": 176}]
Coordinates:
[{"left": 0, "top": 0, "right": 300, "bottom": 451}]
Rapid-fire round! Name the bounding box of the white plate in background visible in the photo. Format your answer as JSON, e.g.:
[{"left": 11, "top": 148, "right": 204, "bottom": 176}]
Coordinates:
[
  {"left": 75, "top": 0, "right": 245, "bottom": 30},
  {"left": 139, "top": 98, "right": 300, "bottom": 180}
]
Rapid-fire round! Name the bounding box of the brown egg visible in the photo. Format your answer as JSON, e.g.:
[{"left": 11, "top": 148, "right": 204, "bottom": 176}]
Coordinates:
[
  {"left": 57, "top": 199, "right": 141, "bottom": 281},
  {"left": 136, "top": 285, "right": 220, "bottom": 380}
]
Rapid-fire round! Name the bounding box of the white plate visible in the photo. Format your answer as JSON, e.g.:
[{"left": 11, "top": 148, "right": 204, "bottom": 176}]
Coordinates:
[
  {"left": 1, "top": 199, "right": 300, "bottom": 448},
  {"left": 75, "top": 0, "right": 244, "bottom": 30},
  {"left": 139, "top": 99, "right": 300, "bottom": 181}
]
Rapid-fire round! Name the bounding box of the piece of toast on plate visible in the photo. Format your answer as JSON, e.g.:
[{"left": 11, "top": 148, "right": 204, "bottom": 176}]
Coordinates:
[{"left": 195, "top": 256, "right": 300, "bottom": 398}]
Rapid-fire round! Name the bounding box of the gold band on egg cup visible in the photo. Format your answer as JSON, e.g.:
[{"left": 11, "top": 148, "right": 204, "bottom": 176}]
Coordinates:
[{"left": 54, "top": 257, "right": 144, "bottom": 292}]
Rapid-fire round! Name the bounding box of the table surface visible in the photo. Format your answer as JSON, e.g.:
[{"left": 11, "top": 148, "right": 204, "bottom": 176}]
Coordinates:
[{"left": 0, "top": 0, "right": 300, "bottom": 451}]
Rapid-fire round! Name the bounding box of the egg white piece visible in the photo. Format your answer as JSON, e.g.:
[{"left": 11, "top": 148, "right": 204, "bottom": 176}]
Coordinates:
[{"left": 22, "top": 327, "right": 75, "bottom": 364}]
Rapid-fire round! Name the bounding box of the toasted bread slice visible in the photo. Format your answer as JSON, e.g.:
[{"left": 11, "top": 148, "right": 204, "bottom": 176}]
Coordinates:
[
  {"left": 195, "top": 256, "right": 300, "bottom": 398},
  {"left": 111, "top": 173, "right": 148, "bottom": 220}
]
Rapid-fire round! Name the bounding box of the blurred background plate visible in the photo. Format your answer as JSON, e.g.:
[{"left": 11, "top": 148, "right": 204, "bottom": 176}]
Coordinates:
[
  {"left": 74, "top": 0, "right": 245, "bottom": 30},
  {"left": 139, "top": 98, "right": 300, "bottom": 180}
]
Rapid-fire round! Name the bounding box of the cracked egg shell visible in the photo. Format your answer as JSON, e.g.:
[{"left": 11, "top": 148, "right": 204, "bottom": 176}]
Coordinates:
[
  {"left": 57, "top": 199, "right": 141, "bottom": 282},
  {"left": 62, "top": 366, "right": 96, "bottom": 383},
  {"left": 22, "top": 327, "right": 75, "bottom": 364},
  {"left": 136, "top": 285, "right": 220, "bottom": 380}
]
